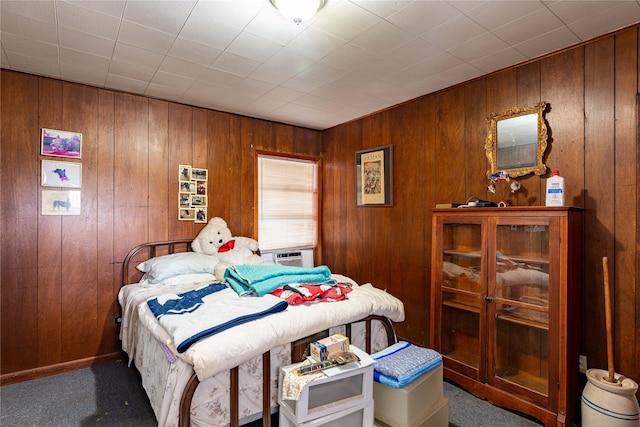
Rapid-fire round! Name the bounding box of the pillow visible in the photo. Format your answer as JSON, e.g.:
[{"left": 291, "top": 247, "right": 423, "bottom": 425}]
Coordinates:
[
  {"left": 137, "top": 252, "right": 219, "bottom": 284},
  {"left": 139, "top": 272, "right": 217, "bottom": 287}
]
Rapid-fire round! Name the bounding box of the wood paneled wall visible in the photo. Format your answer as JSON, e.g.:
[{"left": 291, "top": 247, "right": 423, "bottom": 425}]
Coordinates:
[
  {"left": 323, "top": 27, "right": 639, "bottom": 387},
  {"left": 0, "top": 72, "right": 322, "bottom": 381}
]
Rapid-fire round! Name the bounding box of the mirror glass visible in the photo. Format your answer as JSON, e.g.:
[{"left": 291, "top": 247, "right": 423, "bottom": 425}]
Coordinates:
[{"left": 485, "top": 101, "right": 548, "bottom": 178}]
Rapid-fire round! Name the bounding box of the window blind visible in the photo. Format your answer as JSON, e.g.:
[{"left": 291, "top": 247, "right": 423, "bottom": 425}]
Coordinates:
[{"left": 258, "top": 155, "right": 318, "bottom": 252}]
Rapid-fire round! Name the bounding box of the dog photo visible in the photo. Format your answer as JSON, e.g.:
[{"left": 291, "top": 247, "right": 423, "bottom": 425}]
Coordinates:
[
  {"left": 41, "top": 160, "right": 82, "bottom": 188},
  {"left": 42, "top": 190, "right": 81, "bottom": 215}
]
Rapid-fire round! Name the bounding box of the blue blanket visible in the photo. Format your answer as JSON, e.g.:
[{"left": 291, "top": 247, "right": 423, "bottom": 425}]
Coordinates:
[
  {"left": 224, "top": 264, "right": 332, "bottom": 296},
  {"left": 147, "top": 282, "right": 288, "bottom": 353},
  {"left": 371, "top": 341, "right": 442, "bottom": 388}
]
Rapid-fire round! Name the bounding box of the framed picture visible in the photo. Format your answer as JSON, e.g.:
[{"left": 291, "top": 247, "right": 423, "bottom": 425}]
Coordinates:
[
  {"left": 41, "top": 128, "right": 82, "bottom": 158},
  {"left": 191, "top": 168, "right": 207, "bottom": 181},
  {"left": 179, "top": 208, "right": 195, "bottom": 221},
  {"left": 196, "top": 181, "right": 207, "bottom": 195},
  {"left": 41, "top": 160, "right": 82, "bottom": 188},
  {"left": 180, "top": 181, "right": 196, "bottom": 193},
  {"left": 356, "top": 145, "right": 393, "bottom": 207},
  {"left": 190, "top": 195, "right": 207, "bottom": 207},
  {"left": 42, "top": 190, "right": 81, "bottom": 215},
  {"left": 195, "top": 208, "right": 207, "bottom": 223},
  {"left": 179, "top": 193, "right": 191, "bottom": 208},
  {"left": 179, "top": 165, "right": 192, "bottom": 182}
]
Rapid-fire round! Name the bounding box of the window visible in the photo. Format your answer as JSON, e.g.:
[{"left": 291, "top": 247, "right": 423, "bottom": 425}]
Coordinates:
[{"left": 257, "top": 154, "right": 318, "bottom": 252}]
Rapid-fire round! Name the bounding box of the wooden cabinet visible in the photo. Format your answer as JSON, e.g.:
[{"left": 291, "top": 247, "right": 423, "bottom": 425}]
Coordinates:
[{"left": 430, "top": 207, "right": 583, "bottom": 427}]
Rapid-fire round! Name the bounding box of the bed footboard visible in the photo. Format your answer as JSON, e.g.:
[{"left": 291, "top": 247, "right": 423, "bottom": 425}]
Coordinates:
[{"left": 178, "top": 315, "right": 397, "bottom": 427}]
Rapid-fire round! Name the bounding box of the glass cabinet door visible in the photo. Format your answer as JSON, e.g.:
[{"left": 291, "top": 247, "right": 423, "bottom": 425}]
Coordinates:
[
  {"left": 492, "top": 221, "right": 550, "bottom": 396},
  {"left": 440, "top": 222, "right": 482, "bottom": 371}
]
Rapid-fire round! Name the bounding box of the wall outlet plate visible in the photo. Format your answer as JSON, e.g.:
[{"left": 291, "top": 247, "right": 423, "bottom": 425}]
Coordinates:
[{"left": 579, "top": 355, "right": 587, "bottom": 373}]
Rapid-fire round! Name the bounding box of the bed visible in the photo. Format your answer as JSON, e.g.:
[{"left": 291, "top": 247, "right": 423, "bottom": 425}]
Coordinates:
[{"left": 118, "top": 239, "right": 405, "bottom": 427}]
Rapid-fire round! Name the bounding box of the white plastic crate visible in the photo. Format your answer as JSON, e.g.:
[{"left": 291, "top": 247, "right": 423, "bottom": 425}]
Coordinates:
[
  {"left": 373, "top": 363, "right": 444, "bottom": 427},
  {"left": 280, "top": 399, "right": 374, "bottom": 427},
  {"left": 278, "top": 363, "right": 373, "bottom": 423}
]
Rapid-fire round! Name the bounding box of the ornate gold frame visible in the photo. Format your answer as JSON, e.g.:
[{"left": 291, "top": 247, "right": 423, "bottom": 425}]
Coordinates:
[{"left": 485, "top": 101, "right": 548, "bottom": 178}]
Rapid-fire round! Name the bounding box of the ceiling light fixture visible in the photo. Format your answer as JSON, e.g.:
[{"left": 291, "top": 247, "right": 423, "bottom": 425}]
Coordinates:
[{"left": 270, "top": 0, "right": 325, "bottom": 25}]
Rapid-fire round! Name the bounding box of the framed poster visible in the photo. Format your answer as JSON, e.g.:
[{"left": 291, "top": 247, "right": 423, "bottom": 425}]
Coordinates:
[
  {"left": 42, "top": 190, "right": 81, "bottom": 215},
  {"left": 41, "top": 160, "right": 82, "bottom": 188},
  {"left": 356, "top": 145, "right": 393, "bottom": 207},
  {"left": 41, "top": 128, "right": 82, "bottom": 158}
]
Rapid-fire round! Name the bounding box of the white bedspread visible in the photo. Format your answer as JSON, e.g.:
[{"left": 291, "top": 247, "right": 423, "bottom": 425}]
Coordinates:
[{"left": 119, "top": 274, "right": 405, "bottom": 382}]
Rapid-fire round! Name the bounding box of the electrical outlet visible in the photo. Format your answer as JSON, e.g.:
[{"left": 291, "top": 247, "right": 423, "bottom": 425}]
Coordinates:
[{"left": 579, "top": 355, "right": 587, "bottom": 373}]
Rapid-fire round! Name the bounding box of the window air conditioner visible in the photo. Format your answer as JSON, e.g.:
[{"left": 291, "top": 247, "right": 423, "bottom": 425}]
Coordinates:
[{"left": 260, "top": 248, "right": 314, "bottom": 268}]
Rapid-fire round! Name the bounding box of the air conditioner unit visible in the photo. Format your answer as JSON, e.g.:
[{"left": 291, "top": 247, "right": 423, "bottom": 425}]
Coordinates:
[{"left": 260, "top": 248, "right": 314, "bottom": 268}]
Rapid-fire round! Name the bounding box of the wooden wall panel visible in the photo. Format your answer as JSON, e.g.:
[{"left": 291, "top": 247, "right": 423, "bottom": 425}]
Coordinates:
[
  {"left": 148, "top": 99, "right": 170, "bottom": 242},
  {"left": 97, "top": 89, "right": 117, "bottom": 353},
  {"left": 613, "top": 28, "right": 638, "bottom": 375},
  {"left": 584, "top": 37, "right": 616, "bottom": 368}
]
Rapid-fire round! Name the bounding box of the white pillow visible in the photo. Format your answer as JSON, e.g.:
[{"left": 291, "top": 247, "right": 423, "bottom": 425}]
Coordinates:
[{"left": 136, "top": 252, "right": 219, "bottom": 284}]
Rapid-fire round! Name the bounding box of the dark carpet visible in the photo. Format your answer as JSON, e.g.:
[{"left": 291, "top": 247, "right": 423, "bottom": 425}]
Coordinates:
[{"left": 1, "top": 360, "right": 542, "bottom": 427}]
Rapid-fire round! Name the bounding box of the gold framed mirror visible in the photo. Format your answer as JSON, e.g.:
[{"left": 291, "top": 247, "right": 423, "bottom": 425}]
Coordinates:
[{"left": 485, "top": 101, "right": 548, "bottom": 178}]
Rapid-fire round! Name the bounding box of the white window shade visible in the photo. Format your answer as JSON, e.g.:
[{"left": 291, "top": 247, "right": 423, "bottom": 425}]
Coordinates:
[{"left": 258, "top": 156, "right": 318, "bottom": 252}]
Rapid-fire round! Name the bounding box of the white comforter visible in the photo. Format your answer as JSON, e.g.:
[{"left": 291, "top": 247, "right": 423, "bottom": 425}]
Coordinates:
[{"left": 119, "top": 273, "right": 405, "bottom": 382}]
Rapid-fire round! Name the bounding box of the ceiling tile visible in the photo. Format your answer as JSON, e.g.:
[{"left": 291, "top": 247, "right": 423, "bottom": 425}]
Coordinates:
[
  {"left": 491, "top": 7, "right": 566, "bottom": 45},
  {"left": 56, "top": 1, "right": 121, "bottom": 40},
  {"left": 227, "top": 32, "right": 283, "bottom": 63},
  {"left": 65, "top": 0, "right": 126, "bottom": 18},
  {"left": 514, "top": 26, "right": 581, "bottom": 59},
  {"left": 122, "top": 1, "right": 195, "bottom": 35},
  {"left": 112, "top": 42, "right": 165, "bottom": 69},
  {"left": 350, "top": 19, "right": 416, "bottom": 54},
  {"left": 388, "top": 1, "right": 462, "bottom": 36},
  {"left": 313, "top": 1, "right": 381, "bottom": 42},
  {"left": 168, "top": 38, "right": 223, "bottom": 66},
  {"left": 420, "top": 13, "right": 487, "bottom": 50},
  {"left": 210, "top": 52, "right": 261, "bottom": 77},
  {"left": 118, "top": 20, "right": 176, "bottom": 54},
  {"left": 58, "top": 27, "right": 116, "bottom": 58},
  {"left": 566, "top": 2, "right": 640, "bottom": 40}
]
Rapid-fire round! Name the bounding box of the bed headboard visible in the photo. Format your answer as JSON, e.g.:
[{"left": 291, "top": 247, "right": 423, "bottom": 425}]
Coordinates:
[{"left": 121, "top": 239, "right": 193, "bottom": 286}]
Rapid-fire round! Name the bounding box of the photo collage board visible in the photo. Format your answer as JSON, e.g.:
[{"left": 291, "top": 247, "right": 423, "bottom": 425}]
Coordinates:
[{"left": 178, "top": 165, "right": 208, "bottom": 223}]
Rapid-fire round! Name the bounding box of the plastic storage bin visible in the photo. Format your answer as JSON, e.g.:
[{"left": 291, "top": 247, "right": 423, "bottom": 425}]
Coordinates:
[
  {"left": 278, "top": 363, "right": 373, "bottom": 423},
  {"left": 373, "top": 363, "right": 446, "bottom": 427},
  {"left": 280, "top": 399, "right": 374, "bottom": 427}
]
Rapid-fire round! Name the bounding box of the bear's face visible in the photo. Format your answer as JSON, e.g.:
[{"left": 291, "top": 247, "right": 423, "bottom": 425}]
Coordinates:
[{"left": 192, "top": 217, "right": 233, "bottom": 255}]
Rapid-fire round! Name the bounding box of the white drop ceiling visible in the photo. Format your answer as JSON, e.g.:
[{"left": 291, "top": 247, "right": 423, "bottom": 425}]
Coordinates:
[{"left": 2, "top": 1, "right": 639, "bottom": 130}]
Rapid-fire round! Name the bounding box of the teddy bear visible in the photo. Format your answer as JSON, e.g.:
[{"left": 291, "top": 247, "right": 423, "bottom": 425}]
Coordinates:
[{"left": 191, "top": 217, "right": 269, "bottom": 279}]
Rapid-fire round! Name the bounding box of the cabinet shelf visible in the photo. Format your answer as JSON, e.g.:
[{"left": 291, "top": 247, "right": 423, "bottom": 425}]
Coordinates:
[
  {"left": 442, "top": 298, "right": 480, "bottom": 314},
  {"left": 445, "top": 249, "right": 549, "bottom": 266},
  {"left": 496, "top": 310, "right": 549, "bottom": 330}
]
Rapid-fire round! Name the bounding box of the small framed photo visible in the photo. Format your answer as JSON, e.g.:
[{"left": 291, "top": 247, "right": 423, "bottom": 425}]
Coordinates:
[
  {"left": 41, "top": 160, "right": 82, "bottom": 188},
  {"left": 195, "top": 208, "right": 207, "bottom": 223},
  {"left": 180, "top": 181, "right": 196, "bottom": 193},
  {"left": 191, "top": 168, "right": 207, "bottom": 181},
  {"left": 190, "top": 195, "right": 207, "bottom": 207},
  {"left": 41, "top": 128, "right": 82, "bottom": 158},
  {"left": 179, "top": 165, "right": 192, "bottom": 182},
  {"left": 42, "top": 190, "right": 81, "bottom": 215},
  {"left": 179, "top": 193, "right": 191, "bottom": 208},
  {"left": 196, "top": 181, "right": 207, "bottom": 195},
  {"left": 179, "top": 208, "right": 195, "bottom": 221}
]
